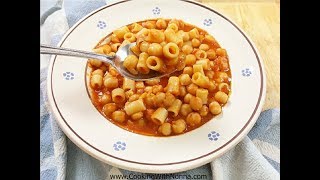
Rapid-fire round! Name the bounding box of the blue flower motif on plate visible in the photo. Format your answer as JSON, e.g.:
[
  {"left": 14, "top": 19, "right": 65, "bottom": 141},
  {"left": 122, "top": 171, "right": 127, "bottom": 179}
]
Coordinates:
[
  {"left": 113, "top": 141, "right": 126, "bottom": 151},
  {"left": 152, "top": 7, "right": 161, "bottom": 15},
  {"left": 242, "top": 68, "right": 252, "bottom": 77},
  {"left": 208, "top": 131, "right": 220, "bottom": 141},
  {"left": 63, "top": 72, "right": 74, "bottom": 80},
  {"left": 203, "top": 18, "right": 213, "bottom": 26},
  {"left": 97, "top": 20, "right": 107, "bottom": 29}
]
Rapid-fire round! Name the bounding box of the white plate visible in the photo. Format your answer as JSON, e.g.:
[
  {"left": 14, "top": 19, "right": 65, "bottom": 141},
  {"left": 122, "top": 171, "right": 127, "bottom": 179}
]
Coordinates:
[{"left": 47, "top": 0, "right": 266, "bottom": 173}]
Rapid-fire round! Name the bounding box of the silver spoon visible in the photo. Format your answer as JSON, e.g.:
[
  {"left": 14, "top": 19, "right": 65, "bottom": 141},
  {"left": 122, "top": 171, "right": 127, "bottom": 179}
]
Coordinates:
[{"left": 40, "top": 43, "right": 173, "bottom": 81}]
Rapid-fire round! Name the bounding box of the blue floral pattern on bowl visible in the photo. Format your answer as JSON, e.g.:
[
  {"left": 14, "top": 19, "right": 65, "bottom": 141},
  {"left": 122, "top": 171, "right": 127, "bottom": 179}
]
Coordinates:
[
  {"left": 97, "top": 21, "right": 106, "bottom": 29},
  {"left": 242, "top": 68, "right": 252, "bottom": 77},
  {"left": 113, "top": 141, "right": 126, "bottom": 151},
  {"left": 152, "top": 7, "right": 161, "bottom": 15},
  {"left": 203, "top": 18, "right": 212, "bottom": 26},
  {"left": 63, "top": 72, "right": 74, "bottom": 80},
  {"left": 208, "top": 131, "right": 220, "bottom": 141}
]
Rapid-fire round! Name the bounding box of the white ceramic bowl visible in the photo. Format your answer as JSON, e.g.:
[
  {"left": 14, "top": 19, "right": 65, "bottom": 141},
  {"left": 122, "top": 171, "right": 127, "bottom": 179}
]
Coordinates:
[{"left": 47, "top": 0, "right": 266, "bottom": 173}]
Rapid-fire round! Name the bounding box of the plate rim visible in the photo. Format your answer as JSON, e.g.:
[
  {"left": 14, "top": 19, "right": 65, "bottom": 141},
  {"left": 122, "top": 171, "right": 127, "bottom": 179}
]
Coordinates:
[{"left": 46, "top": 0, "right": 266, "bottom": 173}]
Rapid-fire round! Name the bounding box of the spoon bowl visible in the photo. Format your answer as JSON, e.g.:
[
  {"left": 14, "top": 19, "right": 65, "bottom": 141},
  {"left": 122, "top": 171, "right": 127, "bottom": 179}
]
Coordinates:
[{"left": 40, "top": 43, "right": 175, "bottom": 81}]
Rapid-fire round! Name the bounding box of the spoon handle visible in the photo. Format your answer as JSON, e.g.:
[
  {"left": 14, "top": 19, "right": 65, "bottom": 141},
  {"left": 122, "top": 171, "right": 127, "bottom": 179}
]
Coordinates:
[{"left": 40, "top": 44, "right": 115, "bottom": 65}]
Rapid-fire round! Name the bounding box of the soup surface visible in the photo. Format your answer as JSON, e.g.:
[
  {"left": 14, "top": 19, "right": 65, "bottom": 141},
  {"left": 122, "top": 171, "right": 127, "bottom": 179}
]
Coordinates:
[{"left": 88, "top": 19, "right": 231, "bottom": 136}]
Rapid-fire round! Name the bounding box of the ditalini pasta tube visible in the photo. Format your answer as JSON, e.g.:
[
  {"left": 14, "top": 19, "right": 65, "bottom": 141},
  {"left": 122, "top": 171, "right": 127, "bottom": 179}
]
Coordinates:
[
  {"left": 189, "top": 28, "right": 199, "bottom": 39},
  {"left": 123, "top": 78, "right": 136, "bottom": 91},
  {"left": 123, "top": 32, "right": 136, "bottom": 42},
  {"left": 111, "top": 88, "right": 126, "bottom": 104},
  {"left": 123, "top": 55, "right": 139, "bottom": 75},
  {"left": 163, "top": 42, "right": 180, "bottom": 59},
  {"left": 151, "top": 107, "right": 168, "bottom": 125},
  {"left": 196, "top": 88, "right": 209, "bottom": 104},
  {"left": 164, "top": 28, "right": 177, "bottom": 43},
  {"left": 146, "top": 56, "right": 165, "bottom": 71},
  {"left": 90, "top": 74, "right": 103, "bottom": 89},
  {"left": 165, "top": 76, "right": 180, "bottom": 96},
  {"left": 192, "top": 72, "right": 210, "bottom": 88},
  {"left": 145, "top": 29, "right": 165, "bottom": 43},
  {"left": 137, "top": 52, "right": 150, "bottom": 74},
  {"left": 124, "top": 99, "right": 146, "bottom": 116},
  {"left": 168, "top": 99, "right": 182, "bottom": 117},
  {"left": 193, "top": 64, "right": 205, "bottom": 75}
]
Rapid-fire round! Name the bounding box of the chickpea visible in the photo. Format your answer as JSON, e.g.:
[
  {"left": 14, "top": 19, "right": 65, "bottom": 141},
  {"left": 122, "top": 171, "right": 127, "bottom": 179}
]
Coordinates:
[
  {"left": 179, "top": 74, "right": 192, "bottom": 86},
  {"left": 186, "top": 112, "right": 201, "bottom": 126},
  {"left": 92, "top": 69, "right": 104, "bottom": 76},
  {"left": 131, "top": 112, "right": 143, "bottom": 121},
  {"left": 187, "top": 83, "right": 198, "bottom": 95},
  {"left": 214, "top": 91, "right": 229, "bottom": 104},
  {"left": 148, "top": 43, "right": 163, "bottom": 56},
  {"left": 158, "top": 123, "right": 172, "bottom": 136},
  {"left": 163, "top": 92, "right": 176, "bottom": 107},
  {"left": 190, "top": 96, "right": 202, "bottom": 111},
  {"left": 154, "top": 92, "right": 165, "bottom": 107},
  {"left": 216, "top": 48, "right": 227, "bottom": 56},
  {"left": 199, "top": 44, "right": 210, "bottom": 51},
  {"left": 103, "top": 103, "right": 117, "bottom": 116},
  {"left": 112, "top": 111, "right": 126, "bottom": 123},
  {"left": 172, "top": 119, "right": 187, "bottom": 134},
  {"left": 209, "top": 101, "right": 222, "bottom": 115},
  {"left": 128, "top": 94, "right": 140, "bottom": 102},
  {"left": 144, "top": 93, "right": 155, "bottom": 107},
  {"left": 207, "top": 49, "right": 216, "bottom": 60},
  {"left": 180, "top": 104, "right": 193, "bottom": 116},
  {"left": 89, "top": 59, "right": 102, "bottom": 67},
  {"left": 179, "top": 86, "right": 187, "bottom": 97},
  {"left": 100, "top": 94, "right": 112, "bottom": 105},
  {"left": 183, "top": 67, "right": 193, "bottom": 76},
  {"left": 199, "top": 105, "right": 209, "bottom": 116},
  {"left": 191, "top": 38, "right": 201, "bottom": 48},
  {"left": 156, "top": 19, "right": 167, "bottom": 29},
  {"left": 182, "top": 44, "right": 193, "bottom": 54},
  {"left": 184, "top": 93, "right": 193, "bottom": 103}
]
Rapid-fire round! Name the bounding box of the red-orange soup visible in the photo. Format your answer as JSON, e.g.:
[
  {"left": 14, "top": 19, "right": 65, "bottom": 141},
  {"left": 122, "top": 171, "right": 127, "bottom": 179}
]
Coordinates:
[{"left": 87, "top": 19, "right": 231, "bottom": 136}]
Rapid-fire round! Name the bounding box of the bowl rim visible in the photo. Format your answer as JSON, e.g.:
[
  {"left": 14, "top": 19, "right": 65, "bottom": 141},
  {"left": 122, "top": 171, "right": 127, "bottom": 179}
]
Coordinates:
[{"left": 46, "top": 0, "right": 266, "bottom": 173}]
